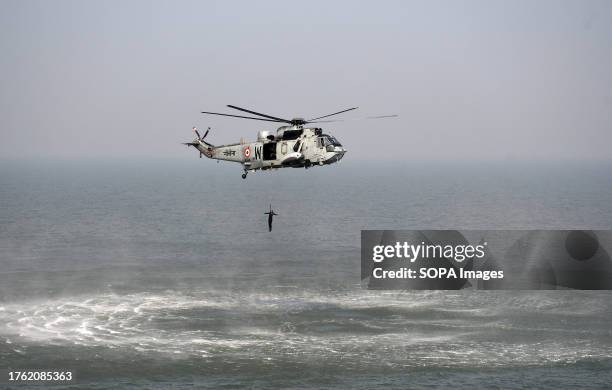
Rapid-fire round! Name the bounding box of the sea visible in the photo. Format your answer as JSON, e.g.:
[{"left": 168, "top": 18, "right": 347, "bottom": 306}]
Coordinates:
[{"left": 1, "top": 159, "right": 611, "bottom": 389}]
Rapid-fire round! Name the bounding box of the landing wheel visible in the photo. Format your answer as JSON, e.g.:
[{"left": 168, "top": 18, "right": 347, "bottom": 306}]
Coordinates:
[{"left": 242, "top": 173, "right": 247, "bottom": 179}]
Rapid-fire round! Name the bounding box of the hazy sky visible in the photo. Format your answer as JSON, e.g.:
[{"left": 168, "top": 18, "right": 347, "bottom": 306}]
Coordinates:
[{"left": 1, "top": 0, "right": 611, "bottom": 161}]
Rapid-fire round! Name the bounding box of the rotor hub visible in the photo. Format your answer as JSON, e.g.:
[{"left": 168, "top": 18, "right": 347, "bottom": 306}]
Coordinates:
[{"left": 290, "top": 118, "right": 306, "bottom": 126}]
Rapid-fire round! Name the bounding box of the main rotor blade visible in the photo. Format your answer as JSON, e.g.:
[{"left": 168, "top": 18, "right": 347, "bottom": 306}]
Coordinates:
[
  {"left": 227, "top": 105, "right": 292, "bottom": 123},
  {"left": 310, "top": 114, "right": 398, "bottom": 123},
  {"left": 307, "top": 107, "right": 358, "bottom": 122},
  {"left": 201, "top": 111, "right": 285, "bottom": 123},
  {"left": 366, "top": 114, "right": 398, "bottom": 119}
]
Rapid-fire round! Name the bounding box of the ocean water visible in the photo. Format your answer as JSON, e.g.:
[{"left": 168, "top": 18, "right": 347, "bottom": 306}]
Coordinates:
[{"left": 1, "top": 160, "right": 611, "bottom": 388}]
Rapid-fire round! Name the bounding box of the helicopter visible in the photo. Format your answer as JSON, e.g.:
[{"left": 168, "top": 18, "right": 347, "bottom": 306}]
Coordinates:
[{"left": 184, "top": 105, "right": 395, "bottom": 179}]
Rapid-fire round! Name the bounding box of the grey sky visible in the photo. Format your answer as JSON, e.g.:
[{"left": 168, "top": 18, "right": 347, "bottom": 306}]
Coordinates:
[{"left": 1, "top": 0, "right": 611, "bottom": 161}]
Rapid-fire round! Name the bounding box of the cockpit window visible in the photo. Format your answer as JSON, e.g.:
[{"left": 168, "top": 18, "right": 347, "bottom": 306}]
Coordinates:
[{"left": 325, "top": 135, "right": 342, "bottom": 146}]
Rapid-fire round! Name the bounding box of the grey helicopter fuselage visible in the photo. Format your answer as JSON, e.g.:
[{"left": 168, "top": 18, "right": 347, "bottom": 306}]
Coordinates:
[{"left": 192, "top": 124, "right": 346, "bottom": 178}]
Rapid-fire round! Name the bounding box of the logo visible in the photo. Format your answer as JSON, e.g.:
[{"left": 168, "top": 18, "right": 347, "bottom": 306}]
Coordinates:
[{"left": 243, "top": 146, "right": 251, "bottom": 158}]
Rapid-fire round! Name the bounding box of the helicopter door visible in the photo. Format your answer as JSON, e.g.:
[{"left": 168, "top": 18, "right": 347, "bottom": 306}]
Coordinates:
[{"left": 263, "top": 142, "right": 277, "bottom": 160}]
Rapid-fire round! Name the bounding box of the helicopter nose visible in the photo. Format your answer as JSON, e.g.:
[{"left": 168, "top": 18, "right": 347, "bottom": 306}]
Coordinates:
[{"left": 335, "top": 147, "right": 346, "bottom": 161}]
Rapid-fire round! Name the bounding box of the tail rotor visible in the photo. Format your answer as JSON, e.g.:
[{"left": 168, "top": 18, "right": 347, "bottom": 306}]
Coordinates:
[
  {"left": 193, "top": 126, "right": 210, "bottom": 141},
  {"left": 190, "top": 126, "right": 212, "bottom": 158}
]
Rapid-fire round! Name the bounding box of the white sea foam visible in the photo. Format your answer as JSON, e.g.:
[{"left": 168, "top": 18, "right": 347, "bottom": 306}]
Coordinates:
[{"left": 1, "top": 289, "right": 610, "bottom": 367}]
